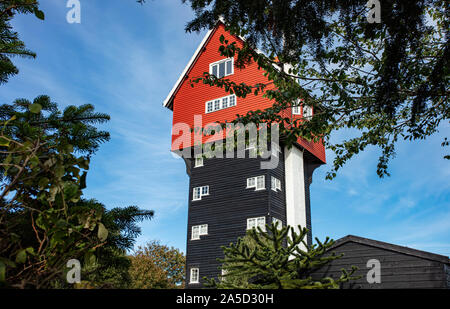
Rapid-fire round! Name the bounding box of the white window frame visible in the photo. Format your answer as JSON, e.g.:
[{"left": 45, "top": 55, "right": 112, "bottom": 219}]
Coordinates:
[
  {"left": 206, "top": 101, "right": 213, "bottom": 113},
  {"left": 246, "top": 175, "right": 265, "bottom": 191},
  {"left": 194, "top": 156, "right": 203, "bottom": 168},
  {"left": 192, "top": 185, "right": 209, "bottom": 201},
  {"left": 209, "top": 58, "right": 234, "bottom": 78},
  {"left": 256, "top": 175, "right": 265, "bottom": 191},
  {"left": 246, "top": 177, "right": 256, "bottom": 189},
  {"left": 229, "top": 94, "right": 236, "bottom": 106},
  {"left": 205, "top": 94, "right": 237, "bottom": 114},
  {"left": 271, "top": 176, "right": 281, "bottom": 192},
  {"left": 190, "top": 268, "right": 199, "bottom": 284},
  {"left": 220, "top": 269, "right": 228, "bottom": 282},
  {"left": 191, "top": 224, "right": 208, "bottom": 240},
  {"left": 303, "top": 104, "right": 313, "bottom": 119},
  {"left": 272, "top": 217, "right": 283, "bottom": 230},
  {"left": 292, "top": 99, "right": 302, "bottom": 115},
  {"left": 247, "top": 216, "right": 266, "bottom": 232}
]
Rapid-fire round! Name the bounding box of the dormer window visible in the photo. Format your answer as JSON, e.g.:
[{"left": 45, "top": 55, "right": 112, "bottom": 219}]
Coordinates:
[{"left": 210, "top": 58, "right": 234, "bottom": 78}]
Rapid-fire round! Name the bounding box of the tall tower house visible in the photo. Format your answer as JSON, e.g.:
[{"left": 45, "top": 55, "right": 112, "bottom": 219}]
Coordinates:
[{"left": 163, "top": 21, "right": 326, "bottom": 288}]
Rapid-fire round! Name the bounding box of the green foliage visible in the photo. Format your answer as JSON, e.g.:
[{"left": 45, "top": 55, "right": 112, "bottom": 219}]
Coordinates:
[
  {"left": 0, "top": 96, "right": 112, "bottom": 288},
  {"left": 206, "top": 223, "right": 359, "bottom": 289},
  {"left": 0, "top": 1, "right": 154, "bottom": 289},
  {"left": 79, "top": 203, "right": 154, "bottom": 289},
  {"left": 129, "top": 240, "right": 185, "bottom": 289},
  {"left": 0, "top": 1, "right": 44, "bottom": 84},
  {"left": 184, "top": 0, "right": 449, "bottom": 178}
]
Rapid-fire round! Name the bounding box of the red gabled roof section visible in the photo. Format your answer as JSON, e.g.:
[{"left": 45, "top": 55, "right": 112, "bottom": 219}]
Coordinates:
[{"left": 164, "top": 21, "right": 326, "bottom": 164}]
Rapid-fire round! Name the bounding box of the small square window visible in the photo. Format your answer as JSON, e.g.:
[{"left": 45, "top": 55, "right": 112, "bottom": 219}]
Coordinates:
[
  {"left": 206, "top": 101, "right": 213, "bottom": 113},
  {"left": 247, "top": 176, "right": 265, "bottom": 191},
  {"left": 247, "top": 218, "right": 256, "bottom": 230},
  {"left": 247, "top": 217, "right": 266, "bottom": 232},
  {"left": 229, "top": 95, "right": 236, "bottom": 106},
  {"left": 226, "top": 59, "right": 233, "bottom": 75},
  {"left": 190, "top": 268, "right": 199, "bottom": 284},
  {"left": 192, "top": 224, "right": 208, "bottom": 240},
  {"left": 272, "top": 217, "right": 282, "bottom": 230},
  {"left": 292, "top": 99, "right": 301, "bottom": 115},
  {"left": 192, "top": 226, "right": 200, "bottom": 240},
  {"left": 247, "top": 177, "right": 256, "bottom": 188},
  {"left": 193, "top": 186, "right": 209, "bottom": 201},
  {"left": 220, "top": 269, "right": 228, "bottom": 282},
  {"left": 200, "top": 224, "right": 208, "bottom": 235},
  {"left": 257, "top": 217, "right": 266, "bottom": 231},
  {"left": 256, "top": 176, "right": 265, "bottom": 190},
  {"left": 214, "top": 99, "right": 221, "bottom": 111},
  {"left": 222, "top": 97, "right": 228, "bottom": 108},
  {"left": 201, "top": 186, "right": 209, "bottom": 196},
  {"left": 218, "top": 61, "right": 225, "bottom": 78},
  {"left": 303, "top": 105, "right": 313, "bottom": 119},
  {"left": 271, "top": 176, "right": 281, "bottom": 191},
  {"left": 195, "top": 156, "right": 203, "bottom": 168},
  {"left": 193, "top": 187, "right": 201, "bottom": 201}
]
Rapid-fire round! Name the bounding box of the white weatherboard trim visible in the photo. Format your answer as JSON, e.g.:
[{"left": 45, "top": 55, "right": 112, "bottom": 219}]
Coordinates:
[{"left": 284, "top": 145, "right": 307, "bottom": 250}]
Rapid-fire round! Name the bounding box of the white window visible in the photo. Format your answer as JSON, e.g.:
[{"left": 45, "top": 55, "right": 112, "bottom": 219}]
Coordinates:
[
  {"left": 214, "top": 99, "right": 221, "bottom": 111},
  {"left": 210, "top": 58, "right": 234, "bottom": 78},
  {"left": 190, "top": 268, "right": 199, "bottom": 284},
  {"left": 191, "top": 224, "right": 208, "bottom": 240},
  {"left": 193, "top": 185, "right": 209, "bottom": 201},
  {"left": 246, "top": 175, "right": 265, "bottom": 191},
  {"left": 222, "top": 96, "right": 228, "bottom": 108},
  {"left": 256, "top": 176, "right": 265, "bottom": 190},
  {"left": 303, "top": 104, "right": 313, "bottom": 119},
  {"left": 292, "top": 99, "right": 301, "bottom": 115},
  {"left": 206, "top": 101, "right": 213, "bottom": 113},
  {"left": 201, "top": 186, "right": 209, "bottom": 196},
  {"left": 205, "top": 94, "right": 237, "bottom": 114},
  {"left": 271, "top": 176, "right": 281, "bottom": 192},
  {"left": 229, "top": 95, "right": 236, "bottom": 106},
  {"left": 247, "top": 177, "right": 256, "bottom": 188},
  {"left": 272, "top": 217, "right": 283, "bottom": 230},
  {"left": 194, "top": 156, "right": 203, "bottom": 168},
  {"left": 220, "top": 269, "right": 228, "bottom": 282},
  {"left": 247, "top": 216, "right": 266, "bottom": 232}
]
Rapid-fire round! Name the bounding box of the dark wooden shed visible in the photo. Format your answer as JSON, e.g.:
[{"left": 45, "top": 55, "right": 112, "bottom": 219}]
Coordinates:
[{"left": 312, "top": 235, "right": 450, "bottom": 289}]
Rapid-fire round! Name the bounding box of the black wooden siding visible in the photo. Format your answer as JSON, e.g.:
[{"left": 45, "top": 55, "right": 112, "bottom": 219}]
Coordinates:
[
  {"left": 311, "top": 236, "right": 450, "bottom": 289},
  {"left": 185, "top": 149, "right": 288, "bottom": 288}
]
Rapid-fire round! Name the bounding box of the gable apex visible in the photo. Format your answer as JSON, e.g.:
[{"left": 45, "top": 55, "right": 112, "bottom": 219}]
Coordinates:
[{"left": 163, "top": 21, "right": 224, "bottom": 110}]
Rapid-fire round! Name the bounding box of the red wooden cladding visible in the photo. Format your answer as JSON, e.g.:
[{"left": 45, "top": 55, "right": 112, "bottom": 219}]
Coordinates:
[{"left": 169, "top": 22, "right": 326, "bottom": 164}]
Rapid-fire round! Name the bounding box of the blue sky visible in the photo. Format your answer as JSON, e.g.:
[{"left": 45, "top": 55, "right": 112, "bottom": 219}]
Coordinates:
[{"left": 2, "top": 0, "right": 449, "bottom": 256}]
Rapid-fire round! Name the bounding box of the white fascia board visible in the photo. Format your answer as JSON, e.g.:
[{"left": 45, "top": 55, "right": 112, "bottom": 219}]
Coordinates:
[
  {"left": 162, "top": 27, "right": 215, "bottom": 108},
  {"left": 162, "top": 17, "right": 290, "bottom": 109}
]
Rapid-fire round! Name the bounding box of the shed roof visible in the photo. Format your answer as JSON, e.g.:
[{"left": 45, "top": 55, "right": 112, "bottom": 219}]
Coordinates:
[{"left": 332, "top": 235, "right": 450, "bottom": 264}]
